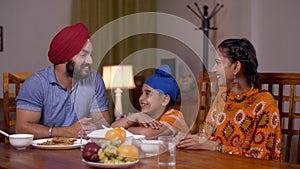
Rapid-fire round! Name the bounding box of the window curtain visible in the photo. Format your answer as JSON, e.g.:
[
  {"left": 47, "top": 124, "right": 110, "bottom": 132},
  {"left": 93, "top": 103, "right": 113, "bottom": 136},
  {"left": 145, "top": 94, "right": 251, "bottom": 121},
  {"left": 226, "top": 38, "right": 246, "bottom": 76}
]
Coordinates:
[
  {"left": 71, "top": 0, "right": 157, "bottom": 68},
  {"left": 71, "top": 0, "right": 157, "bottom": 118}
]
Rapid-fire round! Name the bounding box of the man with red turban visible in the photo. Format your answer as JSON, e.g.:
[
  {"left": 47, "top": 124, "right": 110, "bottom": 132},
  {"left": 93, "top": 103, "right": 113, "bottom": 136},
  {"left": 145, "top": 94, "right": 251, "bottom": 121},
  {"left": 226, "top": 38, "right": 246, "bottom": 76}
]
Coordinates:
[{"left": 15, "top": 23, "right": 111, "bottom": 139}]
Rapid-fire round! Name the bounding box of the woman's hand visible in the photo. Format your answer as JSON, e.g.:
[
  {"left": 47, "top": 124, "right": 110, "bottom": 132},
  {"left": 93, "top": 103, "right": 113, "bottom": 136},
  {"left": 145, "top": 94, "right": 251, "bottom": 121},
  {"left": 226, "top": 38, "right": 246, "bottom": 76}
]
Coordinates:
[
  {"left": 127, "top": 112, "right": 162, "bottom": 130},
  {"left": 177, "top": 133, "right": 219, "bottom": 151},
  {"left": 177, "top": 134, "right": 202, "bottom": 149}
]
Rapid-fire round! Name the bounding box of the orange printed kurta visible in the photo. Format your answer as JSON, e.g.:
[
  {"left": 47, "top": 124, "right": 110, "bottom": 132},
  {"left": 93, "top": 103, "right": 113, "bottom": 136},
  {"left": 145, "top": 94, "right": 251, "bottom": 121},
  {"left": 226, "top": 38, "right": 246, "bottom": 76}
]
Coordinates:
[{"left": 202, "top": 87, "right": 282, "bottom": 160}]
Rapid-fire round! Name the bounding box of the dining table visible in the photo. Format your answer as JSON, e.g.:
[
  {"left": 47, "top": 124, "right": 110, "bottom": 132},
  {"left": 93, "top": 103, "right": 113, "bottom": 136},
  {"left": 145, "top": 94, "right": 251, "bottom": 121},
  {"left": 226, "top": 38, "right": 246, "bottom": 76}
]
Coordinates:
[{"left": 0, "top": 142, "right": 299, "bottom": 169}]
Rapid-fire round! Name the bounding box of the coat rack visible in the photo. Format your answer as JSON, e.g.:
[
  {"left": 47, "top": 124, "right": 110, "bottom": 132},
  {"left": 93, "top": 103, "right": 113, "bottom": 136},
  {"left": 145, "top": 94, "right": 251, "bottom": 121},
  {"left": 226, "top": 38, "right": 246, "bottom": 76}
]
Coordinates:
[{"left": 187, "top": 2, "right": 224, "bottom": 72}]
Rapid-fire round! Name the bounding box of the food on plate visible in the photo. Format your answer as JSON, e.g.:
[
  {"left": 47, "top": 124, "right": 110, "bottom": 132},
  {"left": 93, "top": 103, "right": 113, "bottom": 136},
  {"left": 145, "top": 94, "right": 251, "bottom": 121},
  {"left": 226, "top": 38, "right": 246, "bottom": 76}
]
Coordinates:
[
  {"left": 82, "top": 142, "right": 101, "bottom": 162},
  {"left": 52, "top": 137, "right": 77, "bottom": 144},
  {"left": 117, "top": 145, "right": 139, "bottom": 159},
  {"left": 105, "top": 128, "right": 126, "bottom": 143},
  {"left": 37, "top": 137, "right": 77, "bottom": 145}
]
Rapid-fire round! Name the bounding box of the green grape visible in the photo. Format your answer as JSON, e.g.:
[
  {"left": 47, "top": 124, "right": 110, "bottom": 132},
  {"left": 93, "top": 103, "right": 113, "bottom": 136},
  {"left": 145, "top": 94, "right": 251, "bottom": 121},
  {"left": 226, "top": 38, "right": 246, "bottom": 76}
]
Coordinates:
[
  {"left": 110, "top": 137, "right": 122, "bottom": 146},
  {"left": 97, "top": 138, "right": 138, "bottom": 164}
]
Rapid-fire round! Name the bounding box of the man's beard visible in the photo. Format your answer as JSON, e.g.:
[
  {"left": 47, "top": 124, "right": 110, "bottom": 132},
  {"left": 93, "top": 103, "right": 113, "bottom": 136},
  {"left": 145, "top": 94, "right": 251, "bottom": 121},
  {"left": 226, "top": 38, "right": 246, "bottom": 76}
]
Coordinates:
[{"left": 66, "top": 60, "right": 90, "bottom": 79}]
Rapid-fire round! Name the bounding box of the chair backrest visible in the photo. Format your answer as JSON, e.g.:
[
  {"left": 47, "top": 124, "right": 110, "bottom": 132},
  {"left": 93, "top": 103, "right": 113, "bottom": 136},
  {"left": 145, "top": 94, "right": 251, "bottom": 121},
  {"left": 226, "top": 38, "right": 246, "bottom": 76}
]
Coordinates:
[
  {"left": 195, "top": 72, "right": 219, "bottom": 131},
  {"left": 3, "top": 72, "right": 33, "bottom": 137},
  {"left": 259, "top": 73, "right": 300, "bottom": 164},
  {"left": 197, "top": 72, "right": 300, "bottom": 164}
]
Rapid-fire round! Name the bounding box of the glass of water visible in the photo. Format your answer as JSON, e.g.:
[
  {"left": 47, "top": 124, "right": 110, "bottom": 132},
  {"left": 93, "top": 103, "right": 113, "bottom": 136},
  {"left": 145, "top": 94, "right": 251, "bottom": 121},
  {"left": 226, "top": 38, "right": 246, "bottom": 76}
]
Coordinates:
[
  {"left": 157, "top": 136, "right": 176, "bottom": 166},
  {"left": 80, "top": 121, "right": 96, "bottom": 151}
]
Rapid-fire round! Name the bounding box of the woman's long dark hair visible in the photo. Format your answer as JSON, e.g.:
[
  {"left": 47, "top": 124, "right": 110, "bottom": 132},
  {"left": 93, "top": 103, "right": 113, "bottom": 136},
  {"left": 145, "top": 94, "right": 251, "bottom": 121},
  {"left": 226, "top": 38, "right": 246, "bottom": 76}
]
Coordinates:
[{"left": 218, "top": 38, "right": 260, "bottom": 88}]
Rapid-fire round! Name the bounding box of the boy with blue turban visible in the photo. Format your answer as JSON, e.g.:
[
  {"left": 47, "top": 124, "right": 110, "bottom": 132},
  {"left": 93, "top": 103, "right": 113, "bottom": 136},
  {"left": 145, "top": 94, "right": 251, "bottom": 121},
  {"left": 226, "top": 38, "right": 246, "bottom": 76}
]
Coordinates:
[{"left": 112, "top": 65, "right": 189, "bottom": 139}]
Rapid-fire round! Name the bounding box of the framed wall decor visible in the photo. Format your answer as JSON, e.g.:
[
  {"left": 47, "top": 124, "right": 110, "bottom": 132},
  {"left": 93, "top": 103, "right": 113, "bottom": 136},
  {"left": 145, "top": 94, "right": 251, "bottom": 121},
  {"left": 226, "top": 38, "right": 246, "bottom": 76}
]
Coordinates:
[{"left": 0, "top": 26, "right": 3, "bottom": 51}]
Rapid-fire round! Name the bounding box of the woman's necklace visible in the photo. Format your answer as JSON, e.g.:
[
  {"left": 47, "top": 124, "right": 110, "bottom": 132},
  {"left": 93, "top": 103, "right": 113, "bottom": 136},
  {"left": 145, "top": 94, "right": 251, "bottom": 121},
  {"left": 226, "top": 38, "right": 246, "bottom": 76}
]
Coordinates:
[
  {"left": 234, "top": 95, "right": 247, "bottom": 103},
  {"left": 227, "top": 85, "right": 254, "bottom": 103}
]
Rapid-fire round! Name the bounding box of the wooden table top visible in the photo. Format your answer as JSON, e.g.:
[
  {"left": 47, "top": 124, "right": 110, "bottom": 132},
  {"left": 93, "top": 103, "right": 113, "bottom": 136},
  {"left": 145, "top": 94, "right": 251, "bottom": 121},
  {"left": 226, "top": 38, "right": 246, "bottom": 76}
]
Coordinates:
[{"left": 0, "top": 143, "right": 299, "bottom": 169}]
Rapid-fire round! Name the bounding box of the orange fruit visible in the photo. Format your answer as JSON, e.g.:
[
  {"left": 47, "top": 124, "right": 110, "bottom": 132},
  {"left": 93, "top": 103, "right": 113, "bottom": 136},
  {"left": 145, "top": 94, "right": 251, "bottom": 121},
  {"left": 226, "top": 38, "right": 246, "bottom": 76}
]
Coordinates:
[
  {"left": 117, "top": 145, "right": 139, "bottom": 159},
  {"left": 105, "top": 128, "right": 126, "bottom": 143}
]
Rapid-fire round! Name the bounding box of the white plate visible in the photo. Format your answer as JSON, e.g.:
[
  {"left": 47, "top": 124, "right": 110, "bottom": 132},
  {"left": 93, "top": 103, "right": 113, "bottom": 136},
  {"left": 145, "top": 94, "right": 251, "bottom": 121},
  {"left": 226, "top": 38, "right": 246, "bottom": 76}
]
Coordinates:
[
  {"left": 87, "top": 128, "right": 134, "bottom": 139},
  {"left": 82, "top": 159, "right": 139, "bottom": 168},
  {"left": 87, "top": 128, "right": 135, "bottom": 145},
  {"left": 87, "top": 128, "right": 112, "bottom": 139},
  {"left": 32, "top": 138, "right": 88, "bottom": 150}
]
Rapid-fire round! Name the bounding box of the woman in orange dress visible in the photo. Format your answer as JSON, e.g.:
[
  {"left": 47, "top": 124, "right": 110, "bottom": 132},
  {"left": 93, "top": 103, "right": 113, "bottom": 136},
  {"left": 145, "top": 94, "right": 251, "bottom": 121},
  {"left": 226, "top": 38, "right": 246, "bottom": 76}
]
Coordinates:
[{"left": 177, "top": 38, "right": 281, "bottom": 160}]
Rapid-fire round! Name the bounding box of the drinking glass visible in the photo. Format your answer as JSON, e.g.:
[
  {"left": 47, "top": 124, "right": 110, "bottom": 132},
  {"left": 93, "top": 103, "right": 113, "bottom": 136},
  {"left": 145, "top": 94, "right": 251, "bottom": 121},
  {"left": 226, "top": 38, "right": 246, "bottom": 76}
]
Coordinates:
[
  {"left": 158, "top": 136, "right": 176, "bottom": 166},
  {"left": 80, "top": 123, "right": 96, "bottom": 151}
]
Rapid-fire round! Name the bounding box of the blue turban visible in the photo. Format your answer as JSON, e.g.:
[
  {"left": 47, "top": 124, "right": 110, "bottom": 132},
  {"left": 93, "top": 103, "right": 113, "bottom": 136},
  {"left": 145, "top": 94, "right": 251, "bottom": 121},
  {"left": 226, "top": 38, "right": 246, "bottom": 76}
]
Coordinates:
[{"left": 145, "top": 65, "right": 179, "bottom": 105}]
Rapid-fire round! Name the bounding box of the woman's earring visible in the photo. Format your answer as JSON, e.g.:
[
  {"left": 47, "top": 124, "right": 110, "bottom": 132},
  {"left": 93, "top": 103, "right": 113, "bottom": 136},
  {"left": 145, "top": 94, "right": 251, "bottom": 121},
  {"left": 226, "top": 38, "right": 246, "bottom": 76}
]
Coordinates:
[{"left": 233, "top": 75, "right": 238, "bottom": 83}]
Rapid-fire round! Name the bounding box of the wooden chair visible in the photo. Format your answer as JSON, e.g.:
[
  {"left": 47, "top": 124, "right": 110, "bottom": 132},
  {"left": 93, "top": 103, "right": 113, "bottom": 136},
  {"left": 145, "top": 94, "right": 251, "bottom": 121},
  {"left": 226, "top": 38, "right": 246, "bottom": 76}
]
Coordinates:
[
  {"left": 259, "top": 73, "right": 300, "bottom": 164},
  {"left": 195, "top": 72, "right": 219, "bottom": 132},
  {"left": 196, "top": 72, "right": 300, "bottom": 164},
  {"left": 2, "top": 72, "right": 33, "bottom": 141}
]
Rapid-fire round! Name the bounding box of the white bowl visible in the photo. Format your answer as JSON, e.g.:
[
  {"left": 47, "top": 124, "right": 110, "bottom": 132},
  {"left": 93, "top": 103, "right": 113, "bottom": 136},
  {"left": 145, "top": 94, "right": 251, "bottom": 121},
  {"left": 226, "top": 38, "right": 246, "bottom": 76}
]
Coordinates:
[
  {"left": 9, "top": 134, "right": 34, "bottom": 150},
  {"left": 133, "top": 135, "right": 146, "bottom": 140},
  {"left": 132, "top": 135, "right": 146, "bottom": 148},
  {"left": 87, "top": 128, "right": 134, "bottom": 145},
  {"left": 140, "top": 140, "right": 161, "bottom": 155}
]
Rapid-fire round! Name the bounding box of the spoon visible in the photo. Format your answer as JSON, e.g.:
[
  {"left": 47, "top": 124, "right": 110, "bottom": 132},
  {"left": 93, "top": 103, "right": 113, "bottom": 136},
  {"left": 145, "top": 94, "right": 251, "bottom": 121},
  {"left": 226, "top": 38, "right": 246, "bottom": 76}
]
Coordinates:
[
  {"left": 101, "top": 125, "right": 107, "bottom": 129},
  {"left": 0, "top": 129, "right": 10, "bottom": 138}
]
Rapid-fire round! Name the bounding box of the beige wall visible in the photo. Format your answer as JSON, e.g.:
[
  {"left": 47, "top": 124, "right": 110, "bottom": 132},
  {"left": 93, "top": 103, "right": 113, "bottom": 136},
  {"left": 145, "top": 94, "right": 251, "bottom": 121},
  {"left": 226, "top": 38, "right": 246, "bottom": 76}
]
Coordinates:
[
  {"left": 157, "top": 0, "right": 300, "bottom": 73},
  {"left": 250, "top": 0, "right": 300, "bottom": 73},
  {"left": 0, "top": 0, "right": 72, "bottom": 97}
]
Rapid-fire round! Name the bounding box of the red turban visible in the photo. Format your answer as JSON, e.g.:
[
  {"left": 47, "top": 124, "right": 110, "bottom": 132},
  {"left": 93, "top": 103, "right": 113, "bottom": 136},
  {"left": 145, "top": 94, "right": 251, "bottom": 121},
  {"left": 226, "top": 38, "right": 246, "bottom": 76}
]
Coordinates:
[{"left": 48, "top": 23, "right": 90, "bottom": 65}]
